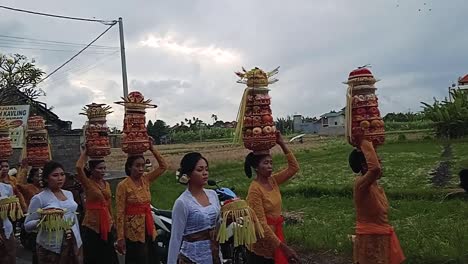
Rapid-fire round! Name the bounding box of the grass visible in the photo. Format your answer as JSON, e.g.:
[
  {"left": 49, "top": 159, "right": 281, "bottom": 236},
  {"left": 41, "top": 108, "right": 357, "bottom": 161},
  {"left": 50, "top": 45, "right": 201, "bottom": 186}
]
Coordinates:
[
  {"left": 145, "top": 135, "right": 468, "bottom": 263},
  {"left": 284, "top": 196, "right": 468, "bottom": 264}
]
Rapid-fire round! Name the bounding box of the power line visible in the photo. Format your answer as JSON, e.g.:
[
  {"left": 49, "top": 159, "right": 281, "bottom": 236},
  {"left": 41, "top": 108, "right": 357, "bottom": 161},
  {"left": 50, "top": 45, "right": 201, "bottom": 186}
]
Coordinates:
[
  {"left": 0, "top": 34, "right": 118, "bottom": 49},
  {"left": 0, "top": 44, "right": 118, "bottom": 54},
  {"left": 0, "top": 5, "right": 116, "bottom": 25},
  {"left": 37, "top": 23, "right": 117, "bottom": 85},
  {"left": 40, "top": 51, "right": 120, "bottom": 87}
]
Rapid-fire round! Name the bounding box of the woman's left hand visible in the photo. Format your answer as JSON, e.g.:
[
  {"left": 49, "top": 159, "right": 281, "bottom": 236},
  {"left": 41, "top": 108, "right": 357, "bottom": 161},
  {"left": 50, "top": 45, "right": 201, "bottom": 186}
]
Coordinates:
[
  {"left": 276, "top": 131, "right": 286, "bottom": 146},
  {"left": 148, "top": 137, "right": 155, "bottom": 151}
]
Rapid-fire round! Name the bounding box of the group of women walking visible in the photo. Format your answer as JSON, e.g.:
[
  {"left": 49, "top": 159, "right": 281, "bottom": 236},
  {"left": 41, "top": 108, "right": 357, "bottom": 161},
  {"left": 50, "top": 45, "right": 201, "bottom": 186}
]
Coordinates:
[{"left": 0, "top": 130, "right": 405, "bottom": 264}]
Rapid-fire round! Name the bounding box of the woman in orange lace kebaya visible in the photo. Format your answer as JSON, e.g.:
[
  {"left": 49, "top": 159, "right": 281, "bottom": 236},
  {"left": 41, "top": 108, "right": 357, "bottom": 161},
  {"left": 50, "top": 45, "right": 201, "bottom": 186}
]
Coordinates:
[
  {"left": 16, "top": 159, "right": 42, "bottom": 207},
  {"left": 76, "top": 146, "right": 119, "bottom": 264},
  {"left": 115, "top": 140, "right": 168, "bottom": 264},
  {"left": 245, "top": 132, "right": 300, "bottom": 264},
  {"left": 349, "top": 138, "right": 405, "bottom": 264}
]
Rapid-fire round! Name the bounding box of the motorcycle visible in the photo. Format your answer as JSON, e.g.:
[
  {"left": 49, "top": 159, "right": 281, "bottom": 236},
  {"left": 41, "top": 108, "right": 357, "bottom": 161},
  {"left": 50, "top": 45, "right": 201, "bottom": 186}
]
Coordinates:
[
  {"left": 151, "top": 205, "right": 172, "bottom": 264},
  {"left": 150, "top": 180, "right": 247, "bottom": 264},
  {"left": 207, "top": 179, "right": 248, "bottom": 264}
]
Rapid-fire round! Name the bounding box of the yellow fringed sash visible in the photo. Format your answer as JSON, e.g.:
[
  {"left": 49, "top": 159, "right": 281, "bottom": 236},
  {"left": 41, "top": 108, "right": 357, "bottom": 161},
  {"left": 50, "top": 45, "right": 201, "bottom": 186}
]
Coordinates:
[
  {"left": 345, "top": 85, "right": 353, "bottom": 145},
  {"left": 217, "top": 199, "right": 264, "bottom": 247},
  {"left": 0, "top": 196, "right": 24, "bottom": 221},
  {"left": 233, "top": 88, "right": 249, "bottom": 144}
]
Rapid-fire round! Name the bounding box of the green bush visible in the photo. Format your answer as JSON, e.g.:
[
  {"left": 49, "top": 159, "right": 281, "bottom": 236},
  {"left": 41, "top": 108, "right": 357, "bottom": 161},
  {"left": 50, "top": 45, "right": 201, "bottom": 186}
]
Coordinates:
[
  {"left": 171, "top": 128, "right": 234, "bottom": 143},
  {"left": 385, "top": 120, "right": 433, "bottom": 131}
]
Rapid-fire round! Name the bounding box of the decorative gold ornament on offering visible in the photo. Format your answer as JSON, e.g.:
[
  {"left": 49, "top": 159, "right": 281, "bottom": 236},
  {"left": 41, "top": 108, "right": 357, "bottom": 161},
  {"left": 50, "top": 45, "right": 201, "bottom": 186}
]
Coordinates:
[
  {"left": 81, "top": 103, "right": 113, "bottom": 159},
  {"left": 26, "top": 115, "right": 50, "bottom": 168},
  {"left": 344, "top": 66, "right": 385, "bottom": 147},
  {"left": 234, "top": 67, "right": 280, "bottom": 153},
  {"left": 115, "top": 91, "right": 157, "bottom": 155}
]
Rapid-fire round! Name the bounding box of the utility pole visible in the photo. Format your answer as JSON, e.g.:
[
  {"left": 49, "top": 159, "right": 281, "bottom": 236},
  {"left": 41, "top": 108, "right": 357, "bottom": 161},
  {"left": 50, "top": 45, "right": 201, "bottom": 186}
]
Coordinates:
[{"left": 118, "top": 17, "right": 129, "bottom": 97}]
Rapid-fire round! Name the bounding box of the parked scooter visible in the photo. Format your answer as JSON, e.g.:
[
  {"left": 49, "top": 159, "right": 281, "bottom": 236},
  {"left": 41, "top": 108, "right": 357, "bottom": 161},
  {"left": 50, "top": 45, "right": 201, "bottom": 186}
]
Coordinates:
[
  {"left": 207, "top": 179, "right": 248, "bottom": 264},
  {"left": 150, "top": 180, "right": 247, "bottom": 264},
  {"left": 151, "top": 205, "right": 172, "bottom": 264}
]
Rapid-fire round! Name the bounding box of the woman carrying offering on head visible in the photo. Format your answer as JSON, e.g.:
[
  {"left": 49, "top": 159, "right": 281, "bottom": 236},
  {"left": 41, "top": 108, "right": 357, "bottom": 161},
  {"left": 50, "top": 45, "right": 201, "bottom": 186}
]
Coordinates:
[
  {"left": 168, "top": 152, "right": 221, "bottom": 264},
  {"left": 245, "top": 131, "right": 300, "bottom": 264},
  {"left": 115, "top": 138, "right": 168, "bottom": 264},
  {"left": 24, "top": 161, "right": 83, "bottom": 264},
  {"left": 16, "top": 159, "right": 42, "bottom": 207},
  {"left": 76, "top": 146, "right": 119, "bottom": 264},
  {"left": 349, "top": 131, "right": 405, "bottom": 264}
]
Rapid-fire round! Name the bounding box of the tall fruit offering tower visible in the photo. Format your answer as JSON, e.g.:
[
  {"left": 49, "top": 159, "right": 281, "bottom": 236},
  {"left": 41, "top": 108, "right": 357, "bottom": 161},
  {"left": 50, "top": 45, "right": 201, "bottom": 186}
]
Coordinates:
[
  {"left": 344, "top": 66, "right": 385, "bottom": 147},
  {"left": 234, "top": 67, "right": 279, "bottom": 154},
  {"left": 26, "top": 115, "right": 50, "bottom": 168},
  {"left": 81, "top": 103, "right": 112, "bottom": 160},
  {"left": 0, "top": 120, "right": 13, "bottom": 160},
  {"left": 115, "top": 91, "right": 157, "bottom": 155}
]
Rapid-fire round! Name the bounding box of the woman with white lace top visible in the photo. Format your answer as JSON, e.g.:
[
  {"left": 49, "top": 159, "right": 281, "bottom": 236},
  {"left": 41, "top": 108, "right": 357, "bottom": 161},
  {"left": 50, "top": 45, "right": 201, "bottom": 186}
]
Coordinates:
[
  {"left": 24, "top": 161, "right": 83, "bottom": 264},
  {"left": 168, "top": 152, "right": 221, "bottom": 264},
  {"left": 0, "top": 182, "right": 16, "bottom": 264}
]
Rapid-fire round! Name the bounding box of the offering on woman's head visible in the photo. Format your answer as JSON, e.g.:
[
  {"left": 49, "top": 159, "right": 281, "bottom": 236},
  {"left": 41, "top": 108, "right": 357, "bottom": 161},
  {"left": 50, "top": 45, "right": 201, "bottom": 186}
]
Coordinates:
[
  {"left": 234, "top": 67, "right": 280, "bottom": 152},
  {"left": 115, "top": 91, "right": 157, "bottom": 155},
  {"left": 26, "top": 115, "right": 50, "bottom": 168},
  {"left": 81, "top": 103, "right": 113, "bottom": 159},
  {"left": 345, "top": 67, "right": 385, "bottom": 147}
]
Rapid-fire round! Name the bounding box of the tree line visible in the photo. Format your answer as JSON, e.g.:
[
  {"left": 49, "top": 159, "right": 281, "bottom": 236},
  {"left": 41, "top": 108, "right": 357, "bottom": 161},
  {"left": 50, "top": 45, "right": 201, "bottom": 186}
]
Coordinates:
[{"left": 2, "top": 53, "right": 468, "bottom": 141}]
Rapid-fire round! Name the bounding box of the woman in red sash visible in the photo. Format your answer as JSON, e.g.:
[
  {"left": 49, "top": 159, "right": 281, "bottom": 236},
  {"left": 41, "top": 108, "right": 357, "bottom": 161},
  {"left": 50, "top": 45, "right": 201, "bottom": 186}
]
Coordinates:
[
  {"left": 115, "top": 139, "right": 168, "bottom": 264},
  {"left": 245, "top": 132, "right": 300, "bottom": 264},
  {"left": 349, "top": 136, "right": 405, "bottom": 264},
  {"left": 76, "top": 147, "right": 119, "bottom": 264}
]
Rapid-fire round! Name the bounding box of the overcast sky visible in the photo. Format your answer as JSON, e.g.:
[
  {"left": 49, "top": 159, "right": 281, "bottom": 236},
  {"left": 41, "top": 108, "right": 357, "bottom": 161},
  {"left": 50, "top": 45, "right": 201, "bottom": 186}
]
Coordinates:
[{"left": 1, "top": 0, "right": 467, "bottom": 129}]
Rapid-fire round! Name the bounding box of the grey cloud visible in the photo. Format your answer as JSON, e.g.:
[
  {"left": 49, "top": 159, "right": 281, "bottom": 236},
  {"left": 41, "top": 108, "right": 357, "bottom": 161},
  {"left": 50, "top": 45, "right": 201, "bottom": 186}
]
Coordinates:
[{"left": 1, "top": 0, "right": 467, "bottom": 127}]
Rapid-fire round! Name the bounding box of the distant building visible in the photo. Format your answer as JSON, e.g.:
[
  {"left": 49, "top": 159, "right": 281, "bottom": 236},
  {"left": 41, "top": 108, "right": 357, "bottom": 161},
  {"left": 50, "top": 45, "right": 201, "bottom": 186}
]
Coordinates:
[
  {"left": 293, "top": 108, "right": 345, "bottom": 136},
  {"left": 293, "top": 115, "right": 320, "bottom": 134},
  {"left": 319, "top": 108, "right": 345, "bottom": 136},
  {"left": 458, "top": 74, "right": 468, "bottom": 93}
]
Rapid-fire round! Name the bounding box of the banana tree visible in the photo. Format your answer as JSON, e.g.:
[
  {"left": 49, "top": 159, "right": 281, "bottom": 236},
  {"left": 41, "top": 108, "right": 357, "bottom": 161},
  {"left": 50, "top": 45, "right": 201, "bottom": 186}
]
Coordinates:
[{"left": 421, "top": 89, "right": 468, "bottom": 138}]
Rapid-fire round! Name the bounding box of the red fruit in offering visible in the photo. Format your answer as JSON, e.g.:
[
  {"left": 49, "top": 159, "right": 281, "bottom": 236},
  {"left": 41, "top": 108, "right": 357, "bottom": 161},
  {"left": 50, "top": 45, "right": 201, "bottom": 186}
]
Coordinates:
[
  {"left": 356, "top": 108, "right": 366, "bottom": 115},
  {"left": 262, "top": 115, "right": 273, "bottom": 123}
]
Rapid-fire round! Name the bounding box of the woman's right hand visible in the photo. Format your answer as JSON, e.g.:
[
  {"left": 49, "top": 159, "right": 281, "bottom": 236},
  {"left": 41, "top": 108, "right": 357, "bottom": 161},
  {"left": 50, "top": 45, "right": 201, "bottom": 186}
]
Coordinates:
[
  {"left": 280, "top": 242, "right": 300, "bottom": 263},
  {"left": 116, "top": 239, "right": 126, "bottom": 255}
]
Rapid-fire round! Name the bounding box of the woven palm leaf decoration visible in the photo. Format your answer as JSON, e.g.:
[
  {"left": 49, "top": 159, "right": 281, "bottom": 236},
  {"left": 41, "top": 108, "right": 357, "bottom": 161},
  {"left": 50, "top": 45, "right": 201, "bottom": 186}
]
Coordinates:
[{"left": 217, "top": 199, "right": 264, "bottom": 247}]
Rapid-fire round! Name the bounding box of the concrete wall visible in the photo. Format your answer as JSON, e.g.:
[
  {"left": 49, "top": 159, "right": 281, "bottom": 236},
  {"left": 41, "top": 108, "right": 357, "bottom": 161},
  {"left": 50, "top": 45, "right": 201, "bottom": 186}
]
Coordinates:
[
  {"left": 293, "top": 115, "right": 320, "bottom": 133},
  {"left": 49, "top": 132, "right": 82, "bottom": 173},
  {"left": 327, "top": 115, "right": 345, "bottom": 127},
  {"left": 318, "top": 126, "right": 345, "bottom": 136}
]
